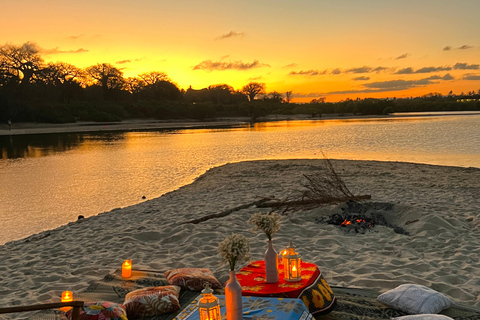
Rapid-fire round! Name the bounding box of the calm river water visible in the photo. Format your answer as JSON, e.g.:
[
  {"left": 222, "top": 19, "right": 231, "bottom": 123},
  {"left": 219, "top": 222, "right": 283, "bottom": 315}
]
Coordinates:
[{"left": 1, "top": 113, "right": 479, "bottom": 244}]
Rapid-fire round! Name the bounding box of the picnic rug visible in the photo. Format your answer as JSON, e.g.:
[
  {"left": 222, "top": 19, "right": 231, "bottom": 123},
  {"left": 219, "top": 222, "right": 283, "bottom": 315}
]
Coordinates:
[{"left": 32, "top": 270, "right": 480, "bottom": 320}]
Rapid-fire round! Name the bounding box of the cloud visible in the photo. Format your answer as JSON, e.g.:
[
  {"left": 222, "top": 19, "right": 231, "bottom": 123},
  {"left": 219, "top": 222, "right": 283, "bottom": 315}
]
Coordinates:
[
  {"left": 331, "top": 68, "right": 342, "bottom": 75},
  {"left": 216, "top": 31, "right": 244, "bottom": 40},
  {"left": 345, "top": 66, "right": 373, "bottom": 74},
  {"left": 283, "top": 63, "right": 298, "bottom": 68},
  {"left": 192, "top": 59, "right": 269, "bottom": 71},
  {"left": 291, "top": 92, "right": 325, "bottom": 98},
  {"left": 453, "top": 62, "right": 479, "bottom": 70},
  {"left": 327, "top": 76, "right": 444, "bottom": 95},
  {"left": 289, "top": 69, "right": 325, "bottom": 76},
  {"left": 116, "top": 60, "right": 131, "bottom": 64},
  {"left": 395, "top": 66, "right": 451, "bottom": 74},
  {"left": 41, "top": 47, "right": 89, "bottom": 55},
  {"left": 352, "top": 76, "right": 370, "bottom": 81},
  {"left": 395, "top": 67, "right": 415, "bottom": 74},
  {"left": 395, "top": 53, "right": 410, "bottom": 60},
  {"left": 463, "top": 74, "right": 480, "bottom": 80},
  {"left": 444, "top": 45, "right": 474, "bottom": 51},
  {"left": 425, "top": 73, "right": 454, "bottom": 81},
  {"left": 67, "top": 34, "right": 85, "bottom": 40}
]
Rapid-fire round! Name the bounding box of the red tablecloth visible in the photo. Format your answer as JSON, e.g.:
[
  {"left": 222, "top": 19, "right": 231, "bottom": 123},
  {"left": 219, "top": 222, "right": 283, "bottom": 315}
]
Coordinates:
[{"left": 236, "top": 260, "right": 336, "bottom": 315}]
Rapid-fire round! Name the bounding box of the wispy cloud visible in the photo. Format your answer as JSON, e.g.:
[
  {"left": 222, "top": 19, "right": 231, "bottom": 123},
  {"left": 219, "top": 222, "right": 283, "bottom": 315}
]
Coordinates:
[
  {"left": 352, "top": 76, "right": 370, "bottom": 81},
  {"left": 327, "top": 75, "right": 450, "bottom": 95},
  {"left": 116, "top": 60, "right": 131, "bottom": 64},
  {"left": 192, "top": 59, "right": 269, "bottom": 71},
  {"left": 395, "top": 53, "right": 410, "bottom": 60},
  {"left": 283, "top": 63, "right": 298, "bottom": 68},
  {"left": 329, "top": 66, "right": 390, "bottom": 75},
  {"left": 345, "top": 66, "right": 373, "bottom": 74},
  {"left": 216, "top": 31, "right": 244, "bottom": 40},
  {"left": 453, "top": 62, "right": 479, "bottom": 70},
  {"left": 463, "top": 74, "right": 480, "bottom": 80},
  {"left": 67, "top": 34, "right": 85, "bottom": 40},
  {"left": 289, "top": 69, "right": 326, "bottom": 76},
  {"left": 40, "top": 47, "right": 88, "bottom": 55},
  {"left": 395, "top": 66, "right": 451, "bottom": 74},
  {"left": 443, "top": 45, "right": 474, "bottom": 51},
  {"left": 331, "top": 68, "right": 342, "bottom": 75}
]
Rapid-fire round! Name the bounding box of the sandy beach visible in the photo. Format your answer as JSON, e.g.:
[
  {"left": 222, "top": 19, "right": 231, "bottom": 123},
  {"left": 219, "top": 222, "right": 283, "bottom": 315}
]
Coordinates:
[{"left": 0, "top": 158, "right": 479, "bottom": 319}]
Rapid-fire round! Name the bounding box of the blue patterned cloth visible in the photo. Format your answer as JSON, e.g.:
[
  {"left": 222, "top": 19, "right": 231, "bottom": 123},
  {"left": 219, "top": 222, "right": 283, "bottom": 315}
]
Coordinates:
[{"left": 174, "top": 295, "right": 313, "bottom": 320}]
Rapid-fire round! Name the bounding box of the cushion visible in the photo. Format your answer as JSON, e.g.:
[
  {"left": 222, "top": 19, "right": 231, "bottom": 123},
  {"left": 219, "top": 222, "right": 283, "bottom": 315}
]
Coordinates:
[
  {"left": 164, "top": 268, "right": 222, "bottom": 291},
  {"left": 65, "top": 301, "right": 127, "bottom": 320},
  {"left": 392, "top": 315, "right": 454, "bottom": 320},
  {"left": 377, "top": 284, "right": 454, "bottom": 314},
  {"left": 123, "top": 285, "right": 181, "bottom": 319}
]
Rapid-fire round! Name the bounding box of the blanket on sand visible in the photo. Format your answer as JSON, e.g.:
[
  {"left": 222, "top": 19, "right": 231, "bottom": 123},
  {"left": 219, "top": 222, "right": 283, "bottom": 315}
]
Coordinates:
[{"left": 32, "top": 270, "right": 480, "bottom": 320}]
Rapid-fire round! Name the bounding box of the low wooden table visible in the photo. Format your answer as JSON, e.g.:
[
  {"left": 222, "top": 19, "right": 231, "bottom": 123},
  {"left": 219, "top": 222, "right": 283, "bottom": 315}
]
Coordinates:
[{"left": 236, "top": 260, "right": 336, "bottom": 316}]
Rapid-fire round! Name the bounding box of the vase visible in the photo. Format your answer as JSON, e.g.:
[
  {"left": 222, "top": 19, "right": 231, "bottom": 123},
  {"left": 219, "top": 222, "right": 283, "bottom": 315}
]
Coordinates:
[
  {"left": 225, "top": 270, "right": 243, "bottom": 320},
  {"left": 264, "top": 239, "right": 279, "bottom": 283}
]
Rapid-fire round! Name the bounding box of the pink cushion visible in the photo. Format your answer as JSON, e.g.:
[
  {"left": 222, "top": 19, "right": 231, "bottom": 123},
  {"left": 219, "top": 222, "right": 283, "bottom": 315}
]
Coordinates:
[{"left": 164, "top": 268, "right": 222, "bottom": 291}]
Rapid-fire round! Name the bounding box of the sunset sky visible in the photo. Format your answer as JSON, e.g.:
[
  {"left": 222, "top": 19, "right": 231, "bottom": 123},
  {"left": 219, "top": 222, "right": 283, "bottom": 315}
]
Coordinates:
[{"left": 1, "top": 0, "right": 480, "bottom": 102}]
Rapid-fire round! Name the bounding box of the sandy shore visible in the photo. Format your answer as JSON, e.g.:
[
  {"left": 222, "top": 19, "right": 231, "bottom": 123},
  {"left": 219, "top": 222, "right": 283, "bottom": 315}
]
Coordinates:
[{"left": 0, "top": 159, "right": 479, "bottom": 318}]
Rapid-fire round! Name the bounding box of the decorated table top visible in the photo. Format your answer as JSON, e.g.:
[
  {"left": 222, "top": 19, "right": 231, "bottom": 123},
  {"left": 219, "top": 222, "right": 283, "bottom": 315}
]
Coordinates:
[
  {"left": 174, "top": 295, "right": 313, "bottom": 320},
  {"left": 236, "top": 260, "right": 336, "bottom": 316}
]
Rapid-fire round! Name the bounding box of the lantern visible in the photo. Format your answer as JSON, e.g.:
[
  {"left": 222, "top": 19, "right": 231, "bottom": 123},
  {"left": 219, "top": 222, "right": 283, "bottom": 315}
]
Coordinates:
[
  {"left": 278, "top": 248, "right": 288, "bottom": 265},
  {"left": 283, "top": 241, "right": 301, "bottom": 282},
  {"left": 122, "top": 259, "right": 132, "bottom": 278},
  {"left": 197, "top": 285, "right": 221, "bottom": 320}
]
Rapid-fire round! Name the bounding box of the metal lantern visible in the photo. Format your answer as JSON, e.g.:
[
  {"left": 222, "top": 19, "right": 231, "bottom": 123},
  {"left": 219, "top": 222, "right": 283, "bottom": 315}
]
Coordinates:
[
  {"left": 198, "top": 285, "right": 221, "bottom": 320},
  {"left": 283, "top": 240, "right": 301, "bottom": 282}
]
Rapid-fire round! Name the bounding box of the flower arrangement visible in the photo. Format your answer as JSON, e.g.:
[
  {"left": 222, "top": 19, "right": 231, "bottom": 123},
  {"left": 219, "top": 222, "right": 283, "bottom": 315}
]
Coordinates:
[
  {"left": 218, "top": 234, "right": 250, "bottom": 271},
  {"left": 248, "top": 212, "right": 281, "bottom": 240}
]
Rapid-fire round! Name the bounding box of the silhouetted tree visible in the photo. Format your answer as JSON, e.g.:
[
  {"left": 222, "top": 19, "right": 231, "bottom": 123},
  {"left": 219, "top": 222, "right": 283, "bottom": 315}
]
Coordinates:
[
  {"left": 139, "top": 71, "right": 170, "bottom": 85},
  {"left": 285, "top": 91, "right": 293, "bottom": 103},
  {"left": 85, "top": 63, "right": 125, "bottom": 100},
  {"left": 241, "top": 82, "right": 266, "bottom": 101},
  {"left": 0, "top": 42, "right": 45, "bottom": 86}
]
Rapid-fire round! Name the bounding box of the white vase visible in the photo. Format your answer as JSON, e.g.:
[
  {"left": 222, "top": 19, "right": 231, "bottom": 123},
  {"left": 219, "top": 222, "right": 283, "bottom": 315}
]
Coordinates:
[
  {"left": 225, "top": 270, "right": 243, "bottom": 320},
  {"left": 264, "top": 239, "right": 279, "bottom": 283}
]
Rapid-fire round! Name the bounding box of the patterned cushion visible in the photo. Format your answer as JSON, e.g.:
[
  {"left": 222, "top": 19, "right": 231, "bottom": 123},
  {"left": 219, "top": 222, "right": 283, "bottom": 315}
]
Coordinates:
[
  {"left": 123, "top": 285, "right": 181, "bottom": 319},
  {"left": 392, "top": 315, "right": 454, "bottom": 320},
  {"left": 377, "top": 284, "right": 454, "bottom": 314},
  {"left": 164, "top": 268, "right": 222, "bottom": 291},
  {"left": 65, "top": 301, "right": 127, "bottom": 320}
]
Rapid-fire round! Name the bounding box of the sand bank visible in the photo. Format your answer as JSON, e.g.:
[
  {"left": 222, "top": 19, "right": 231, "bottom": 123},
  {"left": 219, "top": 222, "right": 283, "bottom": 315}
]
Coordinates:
[{"left": 0, "top": 159, "right": 479, "bottom": 318}]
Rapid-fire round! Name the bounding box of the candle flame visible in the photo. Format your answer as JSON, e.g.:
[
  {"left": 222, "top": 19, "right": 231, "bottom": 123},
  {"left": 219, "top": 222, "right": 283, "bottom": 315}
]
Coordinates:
[{"left": 292, "top": 265, "right": 297, "bottom": 271}]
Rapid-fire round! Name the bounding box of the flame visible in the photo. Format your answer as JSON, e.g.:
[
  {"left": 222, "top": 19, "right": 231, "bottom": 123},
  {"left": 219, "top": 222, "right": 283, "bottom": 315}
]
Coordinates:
[{"left": 292, "top": 265, "right": 297, "bottom": 271}]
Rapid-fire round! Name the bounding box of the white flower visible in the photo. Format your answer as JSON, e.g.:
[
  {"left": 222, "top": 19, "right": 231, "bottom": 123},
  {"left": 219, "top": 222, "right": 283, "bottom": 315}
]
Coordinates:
[
  {"left": 248, "top": 213, "right": 281, "bottom": 240},
  {"left": 218, "top": 234, "right": 250, "bottom": 271}
]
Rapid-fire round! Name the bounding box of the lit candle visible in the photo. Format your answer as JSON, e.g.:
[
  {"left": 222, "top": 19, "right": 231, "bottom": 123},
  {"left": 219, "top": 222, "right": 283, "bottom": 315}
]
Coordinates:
[
  {"left": 61, "top": 291, "right": 73, "bottom": 303},
  {"left": 61, "top": 291, "right": 73, "bottom": 312},
  {"left": 122, "top": 259, "right": 132, "bottom": 278},
  {"left": 291, "top": 263, "right": 298, "bottom": 278}
]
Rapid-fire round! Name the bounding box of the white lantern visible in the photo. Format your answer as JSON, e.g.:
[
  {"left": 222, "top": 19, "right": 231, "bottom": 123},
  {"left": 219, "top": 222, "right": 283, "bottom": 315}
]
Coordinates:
[
  {"left": 198, "top": 285, "right": 221, "bottom": 320},
  {"left": 283, "top": 240, "right": 301, "bottom": 282}
]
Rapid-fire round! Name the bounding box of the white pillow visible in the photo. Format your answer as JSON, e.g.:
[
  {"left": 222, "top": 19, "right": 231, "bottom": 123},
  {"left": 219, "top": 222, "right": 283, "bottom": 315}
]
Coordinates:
[
  {"left": 392, "top": 315, "right": 454, "bottom": 320},
  {"left": 377, "top": 284, "right": 454, "bottom": 314}
]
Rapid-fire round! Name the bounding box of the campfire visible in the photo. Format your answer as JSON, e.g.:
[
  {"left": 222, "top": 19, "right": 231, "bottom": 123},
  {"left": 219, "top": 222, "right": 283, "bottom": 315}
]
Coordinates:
[{"left": 316, "top": 201, "right": 409, "bottom": 235}]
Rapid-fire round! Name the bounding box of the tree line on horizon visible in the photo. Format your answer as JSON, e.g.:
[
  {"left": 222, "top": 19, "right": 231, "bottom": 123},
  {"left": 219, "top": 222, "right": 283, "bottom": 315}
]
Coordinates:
[{"left": 1, "top": 42, "right": 479, "bottom": 124}]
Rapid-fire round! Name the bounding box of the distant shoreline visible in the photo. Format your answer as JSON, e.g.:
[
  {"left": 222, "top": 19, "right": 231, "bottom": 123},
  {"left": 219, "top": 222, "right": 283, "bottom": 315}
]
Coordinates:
[{"left": 3, "top": 111, "right": 479, "bottom": 136}]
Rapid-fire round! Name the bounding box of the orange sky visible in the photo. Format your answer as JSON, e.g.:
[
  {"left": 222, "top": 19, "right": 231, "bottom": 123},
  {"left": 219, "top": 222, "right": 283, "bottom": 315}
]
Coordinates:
[{"left": 1, "top": 0, "right": 480, "bottom": 102}]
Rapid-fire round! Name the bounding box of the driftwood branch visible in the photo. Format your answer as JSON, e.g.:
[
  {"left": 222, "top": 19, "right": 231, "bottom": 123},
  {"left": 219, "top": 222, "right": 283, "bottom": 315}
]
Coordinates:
[
  {"left": 257, "top": 195, "right": 372, "bottom": 208},
  {"left": 180, "top": 198, "right": 269, "bottom": 225}
]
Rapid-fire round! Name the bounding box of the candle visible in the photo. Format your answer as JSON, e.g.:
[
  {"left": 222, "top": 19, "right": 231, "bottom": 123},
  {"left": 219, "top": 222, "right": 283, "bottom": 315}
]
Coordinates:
[
  {"left": 61, "top": 291, "right": 73, "bottom": 312},
  {"left": 61, "top": 291, "right": 73, "bottom": 303},
  {"left": 122, "top": 259, "right": 132, "bottom": 278}
]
